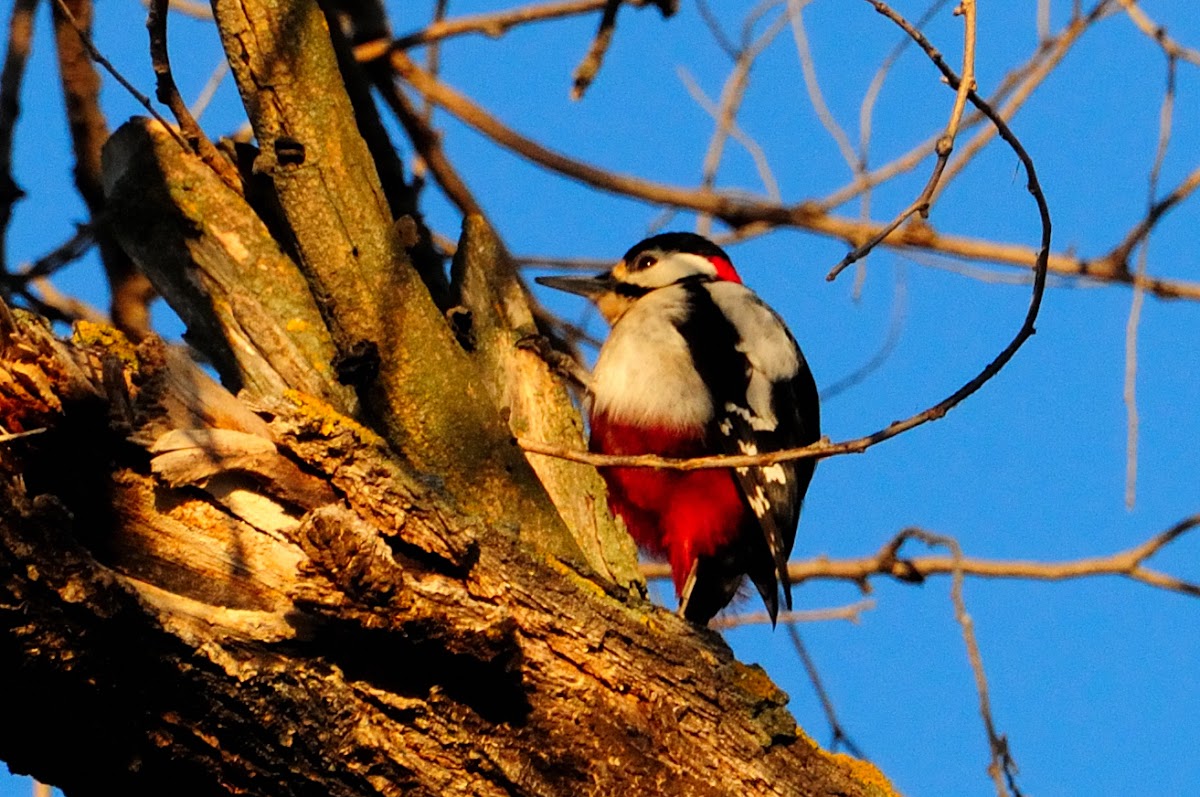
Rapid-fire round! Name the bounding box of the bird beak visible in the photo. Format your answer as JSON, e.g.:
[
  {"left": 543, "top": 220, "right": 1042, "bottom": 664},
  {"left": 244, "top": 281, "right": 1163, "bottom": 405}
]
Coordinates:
[{"left": 534, "top": 272, "right": 618, "bottom": 299}]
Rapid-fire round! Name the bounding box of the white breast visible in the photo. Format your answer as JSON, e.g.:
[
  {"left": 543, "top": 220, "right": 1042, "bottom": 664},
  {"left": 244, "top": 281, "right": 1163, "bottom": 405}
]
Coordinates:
[{"left": 590, "top": 286, "right": 713, "bottom": 429}]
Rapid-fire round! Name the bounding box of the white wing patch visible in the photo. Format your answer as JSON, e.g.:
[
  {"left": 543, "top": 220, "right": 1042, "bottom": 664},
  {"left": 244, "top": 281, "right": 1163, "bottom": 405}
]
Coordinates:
[
  {"left": 761, "top": 463, "right": 789, "bottom": 484},
  {"left": 709, "top": 282, "right": 801, "bottom": 431},
  {"left": 726, "top": 437, "right": 770, "bottom": 519},
  {"left": 724, "top": 401, "right": 773, "bottom": 431}
]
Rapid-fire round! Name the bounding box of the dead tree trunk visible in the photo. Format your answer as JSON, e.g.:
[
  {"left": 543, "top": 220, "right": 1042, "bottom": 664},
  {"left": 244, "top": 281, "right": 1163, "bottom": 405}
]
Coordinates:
[{"left": 0, "top": 0, "right": 894, "bottom": 793}]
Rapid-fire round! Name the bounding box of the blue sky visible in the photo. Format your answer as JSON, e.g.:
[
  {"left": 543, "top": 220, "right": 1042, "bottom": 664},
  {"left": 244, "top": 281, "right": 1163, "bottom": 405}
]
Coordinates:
[{"left": 3, "top": 1, "right": 1199, "bottom": 795}]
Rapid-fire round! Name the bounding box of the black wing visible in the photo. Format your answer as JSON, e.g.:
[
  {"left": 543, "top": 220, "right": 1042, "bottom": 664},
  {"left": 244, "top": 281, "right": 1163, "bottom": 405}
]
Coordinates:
[
  {"left": 717, "top": 354, "right": 819, "bottom": 618},
  {"left": 675, "top": 282, "right": 820, "bottom": 623}
]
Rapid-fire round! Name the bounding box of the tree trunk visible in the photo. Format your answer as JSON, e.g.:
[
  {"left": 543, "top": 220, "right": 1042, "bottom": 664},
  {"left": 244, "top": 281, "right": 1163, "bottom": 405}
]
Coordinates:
[{"left": 0, "top": 0, "right": 895, "bottom": 793}]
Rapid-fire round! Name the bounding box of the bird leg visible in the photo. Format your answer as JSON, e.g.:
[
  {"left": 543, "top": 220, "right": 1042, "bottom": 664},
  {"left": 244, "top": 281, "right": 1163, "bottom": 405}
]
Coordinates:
[{"left": 676, "top": 557, "right": 701, "bottom": 620}]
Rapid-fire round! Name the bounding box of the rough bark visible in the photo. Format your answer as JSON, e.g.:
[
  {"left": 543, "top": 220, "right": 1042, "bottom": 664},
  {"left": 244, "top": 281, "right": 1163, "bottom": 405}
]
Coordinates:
[
  {"left": 206, "top": 0, "right": 574, "bottom": 560},
  {"left": 0, "top": 0, "right": 898, "bottom": 792},
  {"left": 0, "top": 311, "right": 894, "bottom": 797},
  {"left": 101, "top": 118, "right": 356, "bottom": 409},
  {"left": 449, "top": 215, "right": 641, "bottom": 588}
]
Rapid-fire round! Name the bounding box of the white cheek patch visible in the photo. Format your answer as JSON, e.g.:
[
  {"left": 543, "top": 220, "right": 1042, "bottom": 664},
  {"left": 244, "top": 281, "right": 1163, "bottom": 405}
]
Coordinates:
[{"left": 625, "top": 252, "right": 718, "bottom": 289}]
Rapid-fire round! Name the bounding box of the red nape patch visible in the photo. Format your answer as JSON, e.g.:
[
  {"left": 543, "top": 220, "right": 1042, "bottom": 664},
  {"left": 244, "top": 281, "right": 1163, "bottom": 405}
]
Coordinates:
[
  {"left": 708, "top": 256, "right": 742, "bottom": 284},
  {"left": 590, "top": 413, "right": 750, "bottom": 597}
]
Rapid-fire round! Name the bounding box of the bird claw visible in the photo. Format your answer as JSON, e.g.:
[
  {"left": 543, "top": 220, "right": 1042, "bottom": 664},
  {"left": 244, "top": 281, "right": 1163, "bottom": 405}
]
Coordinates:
[{"left": 516, "top": 333, "right": 591, "bottom": 388}]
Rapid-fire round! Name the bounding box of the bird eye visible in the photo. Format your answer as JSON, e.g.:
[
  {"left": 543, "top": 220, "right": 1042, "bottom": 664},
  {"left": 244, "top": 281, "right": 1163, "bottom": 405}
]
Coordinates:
[{"left": 634, "top": 254, "right": 657, "bottom": 271}]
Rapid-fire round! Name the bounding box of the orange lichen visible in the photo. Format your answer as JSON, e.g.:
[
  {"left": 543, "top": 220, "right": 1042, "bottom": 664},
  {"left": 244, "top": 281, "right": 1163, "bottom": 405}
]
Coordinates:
[
  {"left": 282, "top": 389, "right": 380, "bottom": 444},
  {"left": 72, "top": 320, "right": 138, "bottom": 366},
  {"left": 827, "top": 751, "right": 902, "bottom": 797},
  {"left": 731, "top": 661, "right": 787, "bottom": 703}
]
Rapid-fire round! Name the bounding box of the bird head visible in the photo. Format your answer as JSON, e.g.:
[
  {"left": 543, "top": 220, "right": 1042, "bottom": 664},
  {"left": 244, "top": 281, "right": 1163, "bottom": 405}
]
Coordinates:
[{"left": 535, "top": 232, "right": 741, "bottom": 324}]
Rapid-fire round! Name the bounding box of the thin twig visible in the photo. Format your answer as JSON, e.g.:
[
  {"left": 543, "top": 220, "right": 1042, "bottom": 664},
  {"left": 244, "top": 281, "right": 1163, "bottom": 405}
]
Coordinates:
[
  {"left": 789, "top": 0, "right": 858, "bottom": 171},
  {"left": 411, "top": 0, "right": 449, "bottom": 184},
  {"left": 18, "top": 276, "right": 106, "bottom": 324},
  {"left": 819, "top": 262, "right": 907, "bottom": 400},
  {"left": 895, "top": 528, "right": 1019, "bottom": 797},
  {"left": 388, "top": 0, "right": 655, "bottom": 51},
  {"left": 1036, "top": 0, "right": 1050, "bottom": 43},
  {"left": 0, "top": 427, "right": 46, "bottom": 444},
  {"left": 1117, "top": 0, "right": 1200, "bottom": 66},
  {"left": 785, "top": 624, "right": 867, "bottom": 758},
  {"left": 709, "top": 599, "right": 876, "bottom": 629},
  {"left": 858, "top": 0, "right": 950, "bottom": 170},
  {"left": 188, "top": 56, "right": 229, "bottom": 122},
  {"left": 676, "top": 68, "right": 781, "bottom": 206},
  {"left": 0, "top": 0, "right": 39, "bottom": 281},
  {"left": 379, "top": 83, "right": 483, "bottom": 216},
  {"left": 1124, "top": 55, "right": 1176, "bottom": 508},
  {"left": 823, "top": 1, "right": 1111, "bottom": 213},
  {"left": 571, "top": 0, "right": 621, "bottom": 99},
  {"left": 854, "top": 0, "right": 951, "bottom": 297},
  {"left": 11, "top": 223, "right": 94, "bottom": 282},
  {"left": 51, "top": 0, "right": 186, "bottom": 152},
  {"left": 51, "top": 0, "right": 156, "bottom": 339},
  {"left": 695, "top": 0, "right": 739, "bottom": 60},
  {"left": 1104, "top": 162, "right": 1200, "bottom": 274},
  {"left": 929, "top": 0, "right": 1117, "bottom": 206},
  {"left": 685, "top": 6, "right": 790, "bottom": 234},
  {"left": 826, "top": 0, "right": 977, "bottom": 282}
]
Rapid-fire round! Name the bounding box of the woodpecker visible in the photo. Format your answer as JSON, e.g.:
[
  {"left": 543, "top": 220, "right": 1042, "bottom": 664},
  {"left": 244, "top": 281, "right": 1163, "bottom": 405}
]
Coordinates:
[{"left": 536, "top": 232, "right": 819, "bottom": 626}]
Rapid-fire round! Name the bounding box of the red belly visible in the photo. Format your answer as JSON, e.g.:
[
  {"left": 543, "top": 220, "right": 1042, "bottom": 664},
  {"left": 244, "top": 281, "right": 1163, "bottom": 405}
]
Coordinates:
[{"left": 590, "top": 413, "right": 748, "bottom": 597}]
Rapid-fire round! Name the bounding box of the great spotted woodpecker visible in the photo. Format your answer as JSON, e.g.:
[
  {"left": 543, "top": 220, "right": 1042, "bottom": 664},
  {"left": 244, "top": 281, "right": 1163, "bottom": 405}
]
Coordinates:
[{"left": 535, "top": 232, "right": 819, "bottom": 626}]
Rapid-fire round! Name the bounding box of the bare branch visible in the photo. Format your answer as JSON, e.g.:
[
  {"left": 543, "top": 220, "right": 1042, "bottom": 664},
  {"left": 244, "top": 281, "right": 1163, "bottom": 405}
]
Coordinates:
[
  {"left": 676, "top": 68, "right": 781, "bottom": 205},
  {"left": 641, "top": 511, "right": 1200, "bottom": 604},
  {"left": 929, "top": 0, "right": 1118, "bottom": 205},
  {"left": 187, "top": 56, "right": 228, "bottom": 121},
  {"left": 789, "top": 0, "right": 858, "bottom": 171},
  {"left": 824, "top": 1, "right": 1111, "bottom": 213},
  {"left": 0, "top": 427, "right": 45, "bottom": 444},
  {"left": 0, "top": 0, "right": 38, "bottom": 281},
  {"left": 819, "top": 263, "right": 907, "bottom": 400},
  {"left": 686, "top": 7, "right": 789, "bottom": 234},
  {"left": 146, "top": 0, "right": 241, "bottom": 190},
  {"left": 379, "top": 82, "right": 484, "bottom": 217},
  {"left": 391, "top": 52, "right": 1200, "bottom": 303},
  {"left": 51, "top": 0, "right": 183, "bottom": 150},
  {"left": 11, "top": 223, "right": 94, "bottom": 282},
  {"left": 388, "top": 0, "right": 659, "bottom": 52},
  {"left": 1118, "top": 0, "right": 1200, "bottom": 66}
]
